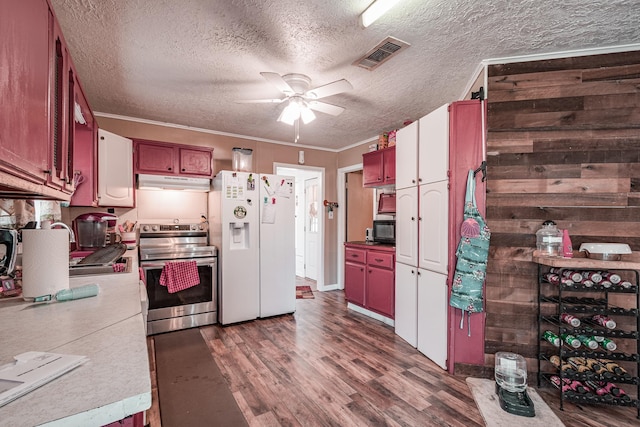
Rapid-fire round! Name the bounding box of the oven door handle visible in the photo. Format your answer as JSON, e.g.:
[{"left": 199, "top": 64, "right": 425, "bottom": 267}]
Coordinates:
[{"left": 141, "top": 258, "right": 217, "bottom": 269}]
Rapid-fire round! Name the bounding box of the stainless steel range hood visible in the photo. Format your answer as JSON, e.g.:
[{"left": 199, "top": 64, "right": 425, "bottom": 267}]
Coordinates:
[{"left": 137, "top": 174, "right": 211, "bottom": 192}]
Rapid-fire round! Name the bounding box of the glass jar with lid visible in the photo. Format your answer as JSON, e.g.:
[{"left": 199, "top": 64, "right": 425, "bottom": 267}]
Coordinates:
[{"left": 536, "top": 220, "right": 562, "bottom": 256}]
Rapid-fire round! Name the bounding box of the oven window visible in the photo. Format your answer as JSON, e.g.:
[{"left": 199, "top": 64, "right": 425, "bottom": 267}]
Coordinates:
[{"left": 146, "top": 264, "right": 213, "bottom": 310}]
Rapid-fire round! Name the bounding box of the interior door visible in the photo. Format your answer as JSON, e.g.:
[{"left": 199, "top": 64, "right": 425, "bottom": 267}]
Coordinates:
[
  {"left": 295, "top": 179, "right": 305, "bottom": 276},
  {"left": 346, "top": 171, "right": 372, "bottom": 242},
  {"left": 304, "top": 177, "right": 319, "bottom": 280}
]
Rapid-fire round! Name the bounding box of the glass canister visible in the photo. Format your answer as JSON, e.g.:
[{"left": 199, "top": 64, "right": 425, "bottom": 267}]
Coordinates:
[{"left": 536, "top": 220, "right": 562, "bottom": 256}]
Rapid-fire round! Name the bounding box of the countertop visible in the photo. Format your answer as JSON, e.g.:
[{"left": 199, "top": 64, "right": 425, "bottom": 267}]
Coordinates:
[
  {"left": 345, "top": 241, "right": 396, "bottom": 251},
  {"left": 0, "top": 249, "right": 151, "bottom": 427}
]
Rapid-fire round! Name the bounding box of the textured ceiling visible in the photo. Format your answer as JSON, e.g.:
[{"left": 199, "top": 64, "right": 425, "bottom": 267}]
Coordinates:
[{"left": 50, "top": 0, "right": 640, "bottom": 150}]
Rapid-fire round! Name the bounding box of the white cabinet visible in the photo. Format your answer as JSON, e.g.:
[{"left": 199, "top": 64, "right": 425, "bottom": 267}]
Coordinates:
[
  {"left": 418, "top": 181, "right": 449, "bottom": 275},
  {"left": 395, "top": 104, "right": 449, "bottom": 191},
  {"left": 417, "top": 268, "right": 448, "bottom": 370},
  {"left": 395, "top": 263, "right": 448, "bottom": 370},
  {"left": 97, "top": 129, "right": 134, "bottom": 207},
  {"left": 395, "top": 121, "right": 418, "bottom": 190},
  {"left": 395, "top": 187, "right": 418, "bottom": 267},
  {"left": 418, "top": 104, "right": 449, "bottom": 185},
  {"left": 395, "top": 262, "right": 418, "bottom": 346}
]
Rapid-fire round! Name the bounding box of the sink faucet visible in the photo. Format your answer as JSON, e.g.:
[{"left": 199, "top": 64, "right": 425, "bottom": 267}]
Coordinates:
[{"left": 50, "top": 222, "right": 76, "bottom": 243}]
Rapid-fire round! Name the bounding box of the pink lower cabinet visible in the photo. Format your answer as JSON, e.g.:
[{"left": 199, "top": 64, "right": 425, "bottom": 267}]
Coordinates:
[{"left": 344, "top": 243, "right": 395, "bottom": 319}]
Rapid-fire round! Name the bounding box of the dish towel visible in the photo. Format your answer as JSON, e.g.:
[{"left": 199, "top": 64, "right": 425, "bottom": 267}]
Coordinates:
[{"left": 160, "top": 261, "right": 200, "bottom": 294}]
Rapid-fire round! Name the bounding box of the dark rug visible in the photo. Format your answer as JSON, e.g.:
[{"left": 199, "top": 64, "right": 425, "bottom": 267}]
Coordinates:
[
  {"left": 296, "top": 285, "right": 315, "bottom": 299},
  {"left": 154, "top": 328, "right": 248, "bottom": 427}
]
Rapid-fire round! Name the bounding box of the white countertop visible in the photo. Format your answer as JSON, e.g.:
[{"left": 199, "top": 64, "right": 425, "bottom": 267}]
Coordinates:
[{"left": 0, "top": 250, "right": 151, "bottom": 427}]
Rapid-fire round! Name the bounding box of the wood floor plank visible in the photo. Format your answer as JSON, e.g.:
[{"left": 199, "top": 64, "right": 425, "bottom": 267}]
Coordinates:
[{"left": 146, "top": 283, "right": 640, "bottom": 426}]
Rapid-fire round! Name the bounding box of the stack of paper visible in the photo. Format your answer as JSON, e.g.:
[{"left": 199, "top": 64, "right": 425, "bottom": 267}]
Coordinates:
[{"left": 0, "top": 352, "right": 88, "bottom": 407}]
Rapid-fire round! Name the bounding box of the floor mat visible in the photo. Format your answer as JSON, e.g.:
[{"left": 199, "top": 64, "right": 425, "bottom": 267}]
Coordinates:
[
  {"left": 154, "top": 328, "right": 248, "bottom": 427},
  {"left": 466, "top": 378, "right": 565, "bottom": 427},
  {"left": 296, "top": 285, "right": 315, "bottom": 299}
]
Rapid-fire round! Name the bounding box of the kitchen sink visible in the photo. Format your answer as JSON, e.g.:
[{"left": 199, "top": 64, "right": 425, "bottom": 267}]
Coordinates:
[{"left": 69, "top": 257, "right": 132, "bottom": 276}]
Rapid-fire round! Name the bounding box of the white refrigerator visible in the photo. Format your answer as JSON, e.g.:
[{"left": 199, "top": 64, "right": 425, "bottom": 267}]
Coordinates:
[{"left": 210, "top": 171, "right": 296, "bottom": 325}]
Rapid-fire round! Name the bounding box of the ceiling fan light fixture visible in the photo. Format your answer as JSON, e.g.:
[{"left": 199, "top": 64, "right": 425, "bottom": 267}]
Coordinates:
[
  {"left": 277, "top": 103, "right": 298, "bottom": 125},
  {"left": 300, "top": 104, "right": 316, "bottom": 124},
  {"left": 360, "top": 0, "right": 402, "bottom": 28}
]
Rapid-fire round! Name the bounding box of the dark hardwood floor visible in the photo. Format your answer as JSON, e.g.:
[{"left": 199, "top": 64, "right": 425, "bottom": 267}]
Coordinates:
[{"left": 146, "top": 286, "right": 639, "bottom": 426}]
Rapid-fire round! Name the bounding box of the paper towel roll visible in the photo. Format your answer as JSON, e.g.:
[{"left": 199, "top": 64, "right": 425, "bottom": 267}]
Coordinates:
[{"left": 22, "top": 229, "right": 70, "bottom": 300}]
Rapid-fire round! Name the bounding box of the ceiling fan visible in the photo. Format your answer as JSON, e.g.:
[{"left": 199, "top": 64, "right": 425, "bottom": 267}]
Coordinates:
[{"left": 237, "top": 72, "right": 353, "bottom": 142}]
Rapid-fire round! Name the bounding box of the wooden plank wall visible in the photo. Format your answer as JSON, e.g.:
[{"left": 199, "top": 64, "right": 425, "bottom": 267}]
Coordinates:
[{"left": 484, "top": 50, "right": 640, "bottom": 371}]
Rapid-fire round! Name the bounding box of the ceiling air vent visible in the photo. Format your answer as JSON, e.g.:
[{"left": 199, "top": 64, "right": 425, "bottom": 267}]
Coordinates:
[{"left": 353, "top": 36, "right": 410, "bottom": 71}]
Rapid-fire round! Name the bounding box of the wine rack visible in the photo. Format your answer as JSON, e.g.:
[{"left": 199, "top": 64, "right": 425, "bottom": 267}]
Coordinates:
[{"left": 535, "top": 251, "right": 640, "bottom": 419}]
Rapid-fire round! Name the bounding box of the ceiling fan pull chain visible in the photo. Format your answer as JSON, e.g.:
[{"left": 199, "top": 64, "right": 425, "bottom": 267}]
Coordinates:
[{"left": 294, "top": 119, "right": 300, "bottom": 143}]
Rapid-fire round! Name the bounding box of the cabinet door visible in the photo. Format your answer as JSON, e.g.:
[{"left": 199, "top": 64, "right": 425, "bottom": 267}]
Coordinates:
[
  {"left": 69, "top": 84, "right": 97, "bottom": 207},
  {"left": 366, "top": 266, "right": 394, "bottom": 318},
  {"left": 395, "top": 121, "right": 418, "bottom": 190},
  {"left": 395, "top": 262, "right": 417, "bottom": 347},
  {"left": 395, "top": 187, "right": 418, "bottom": 267},
  {"left": 345, "top": 261, "right": 366, "bottom": 306},
  {"left": 418, "top": 181, "right": 449, "bottom": 275},
  {"left": 49, "top": 20, "right": 73, "bottom": 192},
  {"left": 362, "top": 150, "right": 384, "bottom": 187},
  {"left": 179, "top": 147, "right": 213, "bottom": 177},
  {"left": 417, "top": 268, "right": 448, "bottom": 370},
  {"left": 135, "top": 141, "right": 175, "bottom": 174},
  {"left": 418, "top": 104, "right": 449, "bottom": 185},
  {"left": 98, "top": 129, "right": 134, "bottom": 207},
  {"left": 383, "top": 147, "right": 396, "bottom": 186},
  {"left": 0, "top": 0, "right": 50, "bottom": 184}
]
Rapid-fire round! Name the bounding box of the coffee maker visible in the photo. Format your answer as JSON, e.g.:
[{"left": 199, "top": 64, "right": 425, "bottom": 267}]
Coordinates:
[{"left": 73, "top": 213, "right": 117, "bottom": 251}]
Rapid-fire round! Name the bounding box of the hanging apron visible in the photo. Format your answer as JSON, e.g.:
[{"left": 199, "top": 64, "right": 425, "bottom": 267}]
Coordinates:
[{"left": 450, "top": 170, "right": 490, "bottom": 334}]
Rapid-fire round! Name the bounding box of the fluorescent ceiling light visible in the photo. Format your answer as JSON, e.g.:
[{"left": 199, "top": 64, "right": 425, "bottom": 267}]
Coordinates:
[{"left": 360, "top": 0, "right": 402, "bottom": 28}]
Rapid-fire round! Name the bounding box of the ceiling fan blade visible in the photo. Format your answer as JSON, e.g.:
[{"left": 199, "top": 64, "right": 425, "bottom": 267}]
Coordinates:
[
  {"left": 307, "top": 101, "right": 345, "bottom": 116},
  {"left": 235, "top": 98, "right": 285, "bottom": 104},
  {"left": 305, "top": 79, "right": 353, "bottom": 99},
  {"left": 260, "top": 72, "right": 295, "bottom": 95}
]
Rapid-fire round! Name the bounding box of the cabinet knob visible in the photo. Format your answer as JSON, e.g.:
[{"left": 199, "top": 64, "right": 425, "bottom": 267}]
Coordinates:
[
  {"left": 411, "top": 217, "right": 415, "bottom": 221},
  {"left": 43, "top": 169, "right": 52, "bottom": 174},
  {"left": 168, "top": 167, "right": 172, "bottom": 171},
  {"left": 374, "top": 258, "right": 383, "bottom": 263},
  {"left": 417, "top": 271, "right": 421, "bottom": 276},
  {"left": 361, "top": 268, "right": 364, "bottom": 271},
  {"left": 412, "top": 179, "right": 416, "bottom": 184},
  {"left": 418, "top": 217, "right": 422, "bottom": 221},
  {"left": 182, "top": 168, "right": 186, "bottom": 172}
]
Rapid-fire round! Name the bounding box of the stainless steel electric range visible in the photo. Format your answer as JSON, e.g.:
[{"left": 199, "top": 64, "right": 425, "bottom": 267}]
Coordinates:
[{"left": 139, "top": 222, "right": 217, "bottom": 335}]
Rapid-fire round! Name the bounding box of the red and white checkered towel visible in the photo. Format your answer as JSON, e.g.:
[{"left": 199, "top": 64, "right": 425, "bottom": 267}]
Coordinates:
[{"left": 159, "top": 261, "right": 200, "bottom": 294}]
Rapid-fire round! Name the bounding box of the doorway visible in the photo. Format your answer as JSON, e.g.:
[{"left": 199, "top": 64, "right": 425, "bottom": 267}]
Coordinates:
[{"left": 275, "top": 164, "right": 325, "bottom": 290}]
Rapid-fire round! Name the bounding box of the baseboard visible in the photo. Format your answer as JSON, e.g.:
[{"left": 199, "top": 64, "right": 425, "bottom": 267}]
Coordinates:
[
  {"left": 347, "top": 303, "right": 395, "bottom": 327},
  {"left": 318, "top": 283, "right": 340, "bottom": 291}
]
